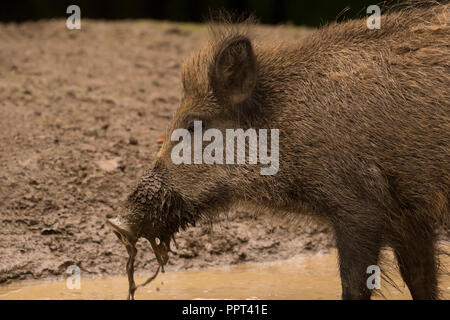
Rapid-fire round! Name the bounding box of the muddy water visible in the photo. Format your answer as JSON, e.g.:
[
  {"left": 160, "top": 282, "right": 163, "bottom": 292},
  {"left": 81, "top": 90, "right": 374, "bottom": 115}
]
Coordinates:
[{"left": 1, "top": 249, "right": 449, "bottom": 300}]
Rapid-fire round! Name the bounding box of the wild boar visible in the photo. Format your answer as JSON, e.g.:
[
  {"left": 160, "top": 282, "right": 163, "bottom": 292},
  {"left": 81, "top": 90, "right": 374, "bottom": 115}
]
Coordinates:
[{"left": 107, "top": 2, "right": 449, "bottom": 299}]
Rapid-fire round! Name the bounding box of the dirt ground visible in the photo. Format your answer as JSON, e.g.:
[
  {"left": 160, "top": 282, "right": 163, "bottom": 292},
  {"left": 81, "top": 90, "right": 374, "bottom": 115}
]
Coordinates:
[{"left": 0, "top": 19, "right": 338, "bottom": 284}]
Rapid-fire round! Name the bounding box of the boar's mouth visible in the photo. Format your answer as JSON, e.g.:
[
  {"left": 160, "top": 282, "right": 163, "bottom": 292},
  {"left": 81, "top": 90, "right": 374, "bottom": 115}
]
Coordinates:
[
  {"left": 106, "top": 217, "right": 138, "bottom": 247},
  {"left": 146, "top": 234, "right": 172, "bottom": 267},
  {"left": 106, "top": 216, "right": 176, "bottom": 300},
  {"left": 106, "top": 168, "right": 204, "bottom": 299},
  {"left": 108, "top": 217, "right": 179, "bottom": 264},
  {"left": 106, "top": 217, "right": 173, "bottom": 267}
]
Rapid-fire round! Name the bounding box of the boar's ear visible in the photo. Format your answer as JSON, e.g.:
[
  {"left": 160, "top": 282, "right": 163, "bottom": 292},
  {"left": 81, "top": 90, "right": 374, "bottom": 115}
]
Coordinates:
[{"left": 210, "top": 36, "right": 257, "bottom": 105}]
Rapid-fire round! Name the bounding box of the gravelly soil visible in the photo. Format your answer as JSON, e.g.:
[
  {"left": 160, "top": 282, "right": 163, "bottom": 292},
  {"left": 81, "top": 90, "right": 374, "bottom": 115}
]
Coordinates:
[{"left": 0, "top": 19, "right": 335, "bottom": 284}]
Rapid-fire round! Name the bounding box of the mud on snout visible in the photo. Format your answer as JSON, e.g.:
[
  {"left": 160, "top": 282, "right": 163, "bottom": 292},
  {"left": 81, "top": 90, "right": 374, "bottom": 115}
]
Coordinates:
[{"left": 106, "top": 217, "right": 173, "bottom": 268}]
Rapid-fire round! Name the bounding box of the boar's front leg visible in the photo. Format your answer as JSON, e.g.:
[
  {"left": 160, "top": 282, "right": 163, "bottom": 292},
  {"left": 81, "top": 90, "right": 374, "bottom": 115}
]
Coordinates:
[
  {"left": 392, "top": 219, "right": 438, "bottom": 300},
  {"left": 331, "top": 213, "right": 383, "bottom": 300}
]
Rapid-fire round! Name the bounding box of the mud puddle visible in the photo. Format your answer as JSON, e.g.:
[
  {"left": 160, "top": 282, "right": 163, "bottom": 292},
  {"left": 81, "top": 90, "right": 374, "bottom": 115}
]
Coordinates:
[{"left": 1, "top": 249, "right": 449, "bottom": 300}]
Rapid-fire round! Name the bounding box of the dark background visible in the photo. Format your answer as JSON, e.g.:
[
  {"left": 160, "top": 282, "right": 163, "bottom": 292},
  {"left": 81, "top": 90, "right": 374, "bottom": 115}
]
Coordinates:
[{"left": 1, "top": 0, "right": 399, "bottom": 26}]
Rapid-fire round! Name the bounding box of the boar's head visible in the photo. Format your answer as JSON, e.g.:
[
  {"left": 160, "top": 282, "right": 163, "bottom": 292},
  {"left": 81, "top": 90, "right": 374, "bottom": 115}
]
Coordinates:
[{"left": 107, "top": 26, "right": 282, "bottom": 271}]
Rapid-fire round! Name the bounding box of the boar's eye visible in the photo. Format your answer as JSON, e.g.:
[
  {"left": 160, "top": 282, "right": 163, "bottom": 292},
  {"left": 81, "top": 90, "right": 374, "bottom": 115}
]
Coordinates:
[
  {"left": 186, "top": 118, "right": 206, "bottom": 133},
  {"left": 187, "top": 122, "right": 195, "bottom": 133}
]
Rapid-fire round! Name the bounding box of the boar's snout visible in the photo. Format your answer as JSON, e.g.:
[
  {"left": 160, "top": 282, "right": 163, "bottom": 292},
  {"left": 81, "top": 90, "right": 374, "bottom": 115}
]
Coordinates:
[
  {"left": 106, "top": 215, "right": 172, "bottom": 268},
  {"left": 107, "top": 168, "right": 186, "bottom": 269}
]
